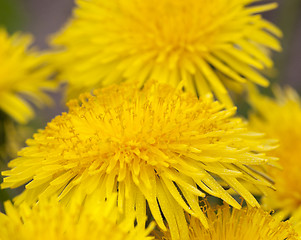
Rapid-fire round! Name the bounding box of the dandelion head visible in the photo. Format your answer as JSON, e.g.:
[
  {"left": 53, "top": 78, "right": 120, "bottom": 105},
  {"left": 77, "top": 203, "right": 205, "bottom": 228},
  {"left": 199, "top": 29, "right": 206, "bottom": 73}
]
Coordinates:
[
  {"left": 0, "top": 197, "right": 153, "bottom": 240},
  {"left": 249, "top": 86, "right": 301, "bottom": 234},
  {"left": 0, "top": 29, "right": 56, "bottom": 123},
  {"left": 52, "top": 0, "right": 281, "bottom": 105},
  {"left": 156, "top": 203, "right": 298, "bottom": 240},
  {"left": 2, "top": 82, "right": 276, "bottom": 240}
]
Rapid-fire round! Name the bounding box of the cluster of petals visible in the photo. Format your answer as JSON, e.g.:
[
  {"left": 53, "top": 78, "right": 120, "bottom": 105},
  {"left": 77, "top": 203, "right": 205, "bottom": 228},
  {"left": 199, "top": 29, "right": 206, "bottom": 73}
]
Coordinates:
[
  {"left": 156, "top": 203, "right": 298, "bottom": 240},
  {"left": 0, "top": 196, "right": 153, "bottom": 240},
  {"left": 51, "top": 0, "right": 281, "bottom": 105},
  {"left": 2, "top": 82, "right": 277, "bottom": 240},
  {"left": 1, "top": 0, "right": 298, "bottom": 240},
  {"left": 249, "top": 86, "right": 301, "bottom": 234},
  {"left": 0, "top": 29, "right": 55, "bottom": 123}
]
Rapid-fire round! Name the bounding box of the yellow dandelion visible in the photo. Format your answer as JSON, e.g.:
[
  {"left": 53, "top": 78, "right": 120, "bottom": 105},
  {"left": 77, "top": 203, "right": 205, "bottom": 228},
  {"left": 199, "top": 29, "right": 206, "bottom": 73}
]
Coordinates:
[
  {"left": 0, "top": 196, "right": 153, "bottom": 240},
  {"left": 249, "top": 86, "right": 301, "bottom": 234},
  {"left": 51, "top": 0, "right": 281, "bottom": 105},
  {"left": 155, "top": 203, "right": 299, "bottom": 240},
  {"left": 2, "top": 82, "right": 276, "bottom": 240},
  {"left": 0, "top": 28, "right": 55, "bottom": 124}
]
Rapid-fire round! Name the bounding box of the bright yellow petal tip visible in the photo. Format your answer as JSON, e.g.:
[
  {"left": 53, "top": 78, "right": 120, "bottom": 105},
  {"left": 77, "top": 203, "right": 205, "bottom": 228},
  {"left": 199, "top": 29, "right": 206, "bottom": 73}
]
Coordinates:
[
  {"left": 0, "top": 28, "right": 56, "bottom": 124},
  {"left": 2, "top": 82, "right": 277, "bottom": 240},
  {"left": 0, "top": 197, "right": 153, "bottom": 240},
  {"left": 51, "top": 0, "right": 281, "bottom": 106},
  {"left": 249, "top": 86, "right": 301, "bottom": 235},
  {"left": 155, "top": 203, "right": 299, "bottom": 240}
]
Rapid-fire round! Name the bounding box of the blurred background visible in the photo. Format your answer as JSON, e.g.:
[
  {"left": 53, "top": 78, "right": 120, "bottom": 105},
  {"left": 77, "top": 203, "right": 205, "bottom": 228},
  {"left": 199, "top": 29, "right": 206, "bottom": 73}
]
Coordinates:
[{"left": 0, "top": 0, "right": 300, "bottom": 206}]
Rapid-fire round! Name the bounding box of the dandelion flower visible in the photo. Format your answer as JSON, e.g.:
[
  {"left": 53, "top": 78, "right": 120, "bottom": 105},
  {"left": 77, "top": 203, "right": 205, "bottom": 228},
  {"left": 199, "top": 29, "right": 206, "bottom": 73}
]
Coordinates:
[
  {"left": 2, "top": 82, "right": 276, "bottom": 240},
  {"left": 156, "top": 203, "right": 298, "bottom": 240},
  {"left": 52, "top": 0, "right": 281, "bottom": 105},
  {"left": 249, "top": 86, "right": 301, "bottom": 234},
  {"left": 0, "top": 28, "right": 55, "bottom": 124},
  {"left": 0, "top": 197, "right": 153, "bottom": 240}
]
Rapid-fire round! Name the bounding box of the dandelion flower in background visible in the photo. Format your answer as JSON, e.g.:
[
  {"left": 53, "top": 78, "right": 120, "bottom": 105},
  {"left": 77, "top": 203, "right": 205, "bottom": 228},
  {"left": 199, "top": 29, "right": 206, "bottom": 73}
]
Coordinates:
[
  {"left": 2, "top": 82, "right": 277, "bottom": 240},
  {"left": 155, "top": 203, "right": 298, "bottom": 240},
  {"left": 0, "top": 28, "right": 56, "bottom": 124},
  {"left": 0, "top": 197, "right": 153, "bottom": 240},
  {"left": 249, "top": 86, "right": 301, "bottom": 234},
  {"left": 52, "top": 0, "right": 281, "bottom": 105}
]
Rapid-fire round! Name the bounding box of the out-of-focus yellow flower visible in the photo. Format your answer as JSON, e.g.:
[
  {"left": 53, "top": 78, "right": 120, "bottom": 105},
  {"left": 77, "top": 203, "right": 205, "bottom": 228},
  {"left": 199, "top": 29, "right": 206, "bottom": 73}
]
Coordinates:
[
  {"left": 0, "top": 29, "right": 55, "bottom": 123},
  {"left": 155, "top": 203, "right": 298, "bottom": 240},
  {"left": 249, "top": 86, "right": 301, "bottom": 235},
  {"left": 51, "top": 0, "right": 281, "bottom": 105},
  {"left": 2, "top": 82, "right": 277, "bottom": 240},
  {"left": 0, "top": 196, "right": 153, "bottom": 240}
]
